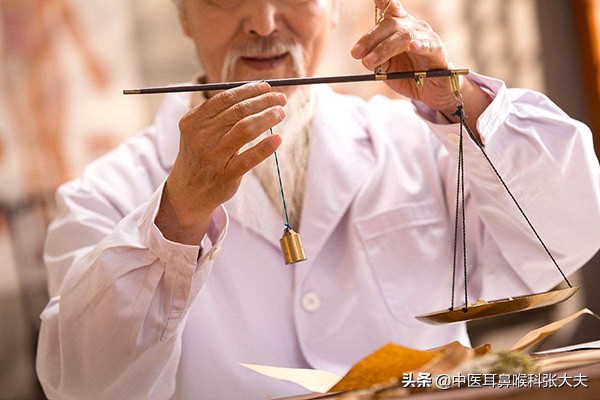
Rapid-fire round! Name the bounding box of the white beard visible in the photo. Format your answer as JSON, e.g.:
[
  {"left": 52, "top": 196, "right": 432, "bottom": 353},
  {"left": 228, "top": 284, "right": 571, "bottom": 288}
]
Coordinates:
[
  {"left": 192, "top": 34, "right": 314, "bottom": 231},
  {"left": 189, "top": 83, "right": 315, "bottom": 231},
  {"left": 250, "top": 87, "right": 315, "bottom": 230}
]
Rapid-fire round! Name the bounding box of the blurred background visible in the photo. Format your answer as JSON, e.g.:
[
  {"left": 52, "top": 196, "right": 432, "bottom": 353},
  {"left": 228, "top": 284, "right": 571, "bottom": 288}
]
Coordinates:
[{"left": 0, "top": 0, "right": 599, "bottom": 398}]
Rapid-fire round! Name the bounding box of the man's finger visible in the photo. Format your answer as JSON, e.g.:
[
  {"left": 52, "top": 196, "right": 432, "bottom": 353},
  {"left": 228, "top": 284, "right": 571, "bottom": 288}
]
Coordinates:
[
  {"left": 407, "top": 37, "right": 445, "bottom": 58},
  {"left": 362, "top": 30, "right": 412, "bottom": 69},
  {"left": 227, "top": 134, "right": 282, "bottom": 177},
  {"left": 351, "top": 18, "right": 400, "bottom": 59},
  {"left": 202, "top": 81, "right": 272, "bottom": 119},
  {"left": 214, "top": 91, "right": 287, "bottom": 129},
  {"left": 220, "top": 105, "right": 285, "bottom": 156}
]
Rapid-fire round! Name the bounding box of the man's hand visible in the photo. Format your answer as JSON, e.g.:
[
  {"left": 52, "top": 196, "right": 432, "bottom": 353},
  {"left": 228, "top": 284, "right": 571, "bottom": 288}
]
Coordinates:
[
  {"left": 352, "top": 0, "right": 491, "bottom": 126},
  {"left": 156, "top": 82, "right": 286, "bottom": 245}
]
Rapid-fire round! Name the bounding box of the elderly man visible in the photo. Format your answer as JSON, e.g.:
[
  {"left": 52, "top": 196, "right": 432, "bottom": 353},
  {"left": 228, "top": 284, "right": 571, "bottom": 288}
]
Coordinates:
[{"left": 37, "top": 0, "right": 599, "bottom": 399}]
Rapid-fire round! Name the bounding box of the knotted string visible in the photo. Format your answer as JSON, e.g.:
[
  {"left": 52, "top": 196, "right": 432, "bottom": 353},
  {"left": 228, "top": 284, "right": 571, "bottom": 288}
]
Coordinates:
[
  {"left": 449, "top": 102, "right": 573, "bottom": 313},
  {"left": 269, "top": 128, "right": 292, "bottom": 230},
  {"left": 458, "top": 117, "right": 573, "bottom": 288},
  {"left": 450, "top": 105, "right": 468, "bottom": 312}
]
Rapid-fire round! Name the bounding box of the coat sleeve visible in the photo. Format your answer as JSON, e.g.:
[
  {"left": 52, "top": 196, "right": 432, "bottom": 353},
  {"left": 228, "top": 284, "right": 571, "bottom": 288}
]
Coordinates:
[
  {"left": 424, "top": 73, "right": 600, "bottom": 299},
  {"left": 36, "top": 133, "right": 228, "bottom": 400}
]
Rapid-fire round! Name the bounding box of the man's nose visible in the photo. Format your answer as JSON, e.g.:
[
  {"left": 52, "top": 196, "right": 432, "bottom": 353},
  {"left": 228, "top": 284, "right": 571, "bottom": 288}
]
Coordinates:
[{"left": 243, "top": 1, "right": 280, "bottom": 37}]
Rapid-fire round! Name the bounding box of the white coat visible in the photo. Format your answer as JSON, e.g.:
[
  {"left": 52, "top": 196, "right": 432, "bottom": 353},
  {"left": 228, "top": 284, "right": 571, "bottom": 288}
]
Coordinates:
[{"left": 37, "top": 74, "right": 600, "bottom": 399}]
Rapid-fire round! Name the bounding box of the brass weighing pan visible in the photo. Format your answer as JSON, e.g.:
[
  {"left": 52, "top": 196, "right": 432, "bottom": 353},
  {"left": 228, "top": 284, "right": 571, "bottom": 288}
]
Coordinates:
[{"left": 416, "top": 286, "right": 580, "bottom": 325}]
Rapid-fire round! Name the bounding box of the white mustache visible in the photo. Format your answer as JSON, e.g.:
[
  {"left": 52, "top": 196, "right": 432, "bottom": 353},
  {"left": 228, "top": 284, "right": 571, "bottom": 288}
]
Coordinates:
[
  {"left": 232, "top": 36, "right": 297, "bottom": 57},
  {"left": 221, "top": 36, "right": 305, "bottom": 81}
]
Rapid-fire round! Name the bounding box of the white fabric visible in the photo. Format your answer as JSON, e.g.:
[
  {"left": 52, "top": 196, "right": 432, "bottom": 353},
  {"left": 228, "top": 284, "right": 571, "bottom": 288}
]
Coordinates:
[{"left": 37, "top": 74, "right": 600, "bottom": 400}]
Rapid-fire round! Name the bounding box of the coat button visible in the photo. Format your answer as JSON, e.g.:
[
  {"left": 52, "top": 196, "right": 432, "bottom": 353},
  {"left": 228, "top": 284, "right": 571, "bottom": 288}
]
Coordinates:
[{"left": 301, "top": 292, "right": 321, "bottom": 313}]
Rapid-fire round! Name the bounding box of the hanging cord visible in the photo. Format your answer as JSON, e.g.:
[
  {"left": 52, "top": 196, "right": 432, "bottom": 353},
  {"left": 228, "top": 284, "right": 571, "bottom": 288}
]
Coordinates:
[
  {"left": 269, "top": 128, "right": 292, "bottom": 230},
  {"left": 457, "top": 119, "right": 573, "bottom": 289},
  {"left": 450, "top": 145, "right": 460, "bottom": 310},
  {"left": 450, "top": 104, "right": 469, "bottom": 312},
  {"left": 447, "top": 70, "right": 572, "bottom": 312}
]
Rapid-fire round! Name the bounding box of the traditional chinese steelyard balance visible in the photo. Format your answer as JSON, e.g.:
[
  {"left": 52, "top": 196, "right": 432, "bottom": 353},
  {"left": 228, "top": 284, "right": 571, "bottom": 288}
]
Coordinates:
[
  {"left": 123, "top": 7, "right": 579, "bottom": 323},
  {"left": 124, "top": 68, "right": 580, "bottom": 320},
  {"left": 124, "top": 69, "right": 469, "bottom": 267},
  {"left": 412, "top": 71, "right": 579, "bottom": 324}
]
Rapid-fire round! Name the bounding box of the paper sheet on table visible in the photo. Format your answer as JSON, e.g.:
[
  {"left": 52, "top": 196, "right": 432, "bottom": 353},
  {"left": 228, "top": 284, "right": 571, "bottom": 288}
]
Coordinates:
[
  {"left": 510, "top": 308, "right": 600, "bottom": 352},
  {"left": 239, "top": 363, "right": 341, "bottom": 394},
  {"left": 241, "top": 344, "right": 440, "bottom": 393},
  {"left": 241, "top": 309, "right": 600, "bottom": 394}
]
